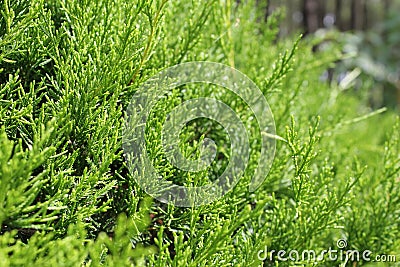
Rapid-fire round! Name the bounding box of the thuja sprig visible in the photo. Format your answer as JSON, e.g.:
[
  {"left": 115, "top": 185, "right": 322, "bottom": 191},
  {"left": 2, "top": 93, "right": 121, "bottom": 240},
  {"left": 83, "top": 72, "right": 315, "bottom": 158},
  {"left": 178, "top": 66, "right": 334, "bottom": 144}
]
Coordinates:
[
  {"left": 0, "top": 0, "right": 399, "bottom": 265},
  {"left": 286, "top": 116, "right": 320, "bottom": 203},
  {"left": 129, "top": 0, "right": 169, "bottom": 86}
]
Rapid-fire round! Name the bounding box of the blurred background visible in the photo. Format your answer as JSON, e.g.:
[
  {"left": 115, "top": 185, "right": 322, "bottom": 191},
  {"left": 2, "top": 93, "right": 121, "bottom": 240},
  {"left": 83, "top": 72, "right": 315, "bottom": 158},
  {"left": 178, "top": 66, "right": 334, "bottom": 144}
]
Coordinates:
[{"left": 245, "top": 0, "right": 400, "bottom": 110}]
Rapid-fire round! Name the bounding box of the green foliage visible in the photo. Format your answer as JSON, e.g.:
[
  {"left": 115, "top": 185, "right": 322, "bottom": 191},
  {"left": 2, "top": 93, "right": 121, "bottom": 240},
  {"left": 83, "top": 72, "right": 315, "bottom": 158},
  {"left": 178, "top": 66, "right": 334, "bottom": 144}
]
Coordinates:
[{"left": 0, "top": 0, "right": 399, "bottom": 266}]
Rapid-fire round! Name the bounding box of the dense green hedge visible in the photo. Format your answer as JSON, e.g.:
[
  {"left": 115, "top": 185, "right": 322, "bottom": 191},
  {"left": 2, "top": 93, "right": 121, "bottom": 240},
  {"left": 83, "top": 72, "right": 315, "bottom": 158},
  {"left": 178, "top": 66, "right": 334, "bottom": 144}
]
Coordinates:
[{"left": 0, "top": 0, "right": 399, "bottom": 266}]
